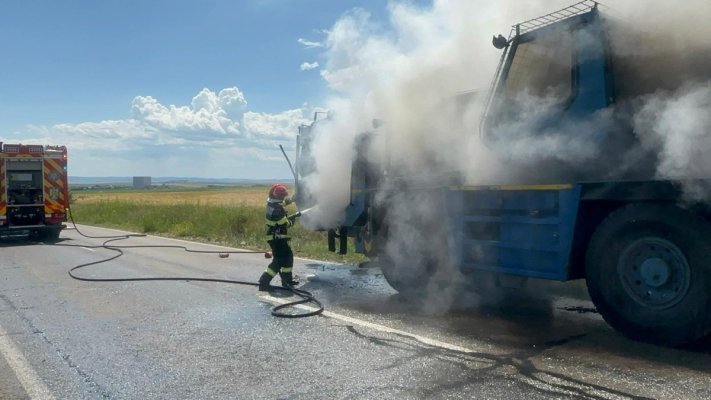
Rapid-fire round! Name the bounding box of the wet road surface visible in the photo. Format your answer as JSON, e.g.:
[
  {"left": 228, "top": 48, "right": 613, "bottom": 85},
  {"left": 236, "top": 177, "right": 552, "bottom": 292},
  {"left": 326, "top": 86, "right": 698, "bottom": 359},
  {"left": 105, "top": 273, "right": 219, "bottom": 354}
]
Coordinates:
[{"left": 0, "top": 225, "right": 709, "bottom": 399}]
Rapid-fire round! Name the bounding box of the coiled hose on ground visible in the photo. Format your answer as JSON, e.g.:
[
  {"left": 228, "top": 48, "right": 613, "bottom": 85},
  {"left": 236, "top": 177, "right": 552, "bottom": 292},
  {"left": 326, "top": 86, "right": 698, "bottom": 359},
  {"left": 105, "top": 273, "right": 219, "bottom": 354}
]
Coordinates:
[{"left": 56, "top": 209, "right": 323, "bottom": 318}]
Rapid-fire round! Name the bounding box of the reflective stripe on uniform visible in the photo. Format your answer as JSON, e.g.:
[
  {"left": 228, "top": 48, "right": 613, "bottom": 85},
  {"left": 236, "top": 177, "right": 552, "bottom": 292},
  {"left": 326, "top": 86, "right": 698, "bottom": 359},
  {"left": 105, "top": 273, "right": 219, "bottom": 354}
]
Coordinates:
[
  {"left": 265, "top": 268, "right": 278, "bottom": 277},
  {"left": 265, "top": 216, "right": 289, "bottom": 226},
  {"left": 281, "top": 267, "right": 293, "bottom": 273}
]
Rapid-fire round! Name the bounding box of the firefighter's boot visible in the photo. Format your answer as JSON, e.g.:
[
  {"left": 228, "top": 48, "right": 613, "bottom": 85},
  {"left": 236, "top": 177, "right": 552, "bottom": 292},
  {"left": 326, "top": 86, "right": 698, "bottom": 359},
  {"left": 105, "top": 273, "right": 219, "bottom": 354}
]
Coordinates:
[
  {"left": 280, "top": 271, "right": 300, "bottom": 288},
  {"left": 258, "top": 272, "right": 274, "bottom": 292}
]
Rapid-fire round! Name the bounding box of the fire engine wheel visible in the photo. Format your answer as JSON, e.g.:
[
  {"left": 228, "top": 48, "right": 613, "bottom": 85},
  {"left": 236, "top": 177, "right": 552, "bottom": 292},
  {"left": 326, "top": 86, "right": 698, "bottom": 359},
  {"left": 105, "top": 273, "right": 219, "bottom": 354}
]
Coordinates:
[
  {"left": 35, "top": 228, "right": 61, "bottom": 242},
  {"left": 586, "top": 203, "right": 711, "bottom": 346}
]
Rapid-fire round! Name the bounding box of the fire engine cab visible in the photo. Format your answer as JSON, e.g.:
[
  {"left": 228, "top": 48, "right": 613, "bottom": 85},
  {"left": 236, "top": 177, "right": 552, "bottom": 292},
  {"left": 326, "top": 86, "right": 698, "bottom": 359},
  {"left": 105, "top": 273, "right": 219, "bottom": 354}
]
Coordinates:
[{"left": 0, "top": 142, "right": 69, "bottom": 240}]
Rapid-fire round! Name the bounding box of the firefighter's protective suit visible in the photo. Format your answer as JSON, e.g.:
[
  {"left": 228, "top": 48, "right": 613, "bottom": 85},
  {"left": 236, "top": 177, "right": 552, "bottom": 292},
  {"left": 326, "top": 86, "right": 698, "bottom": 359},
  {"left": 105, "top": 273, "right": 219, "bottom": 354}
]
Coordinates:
[{"left": 258, "top": 185, "right": 299, "bottom": 291}]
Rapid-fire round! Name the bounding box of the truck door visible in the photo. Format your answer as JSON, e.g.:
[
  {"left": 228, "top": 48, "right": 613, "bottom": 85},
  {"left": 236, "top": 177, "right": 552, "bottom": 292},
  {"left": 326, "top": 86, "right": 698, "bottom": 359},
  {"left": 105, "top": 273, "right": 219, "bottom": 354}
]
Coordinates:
[{"left": 483, "top": 6, "right": 611, "bottom": 142}]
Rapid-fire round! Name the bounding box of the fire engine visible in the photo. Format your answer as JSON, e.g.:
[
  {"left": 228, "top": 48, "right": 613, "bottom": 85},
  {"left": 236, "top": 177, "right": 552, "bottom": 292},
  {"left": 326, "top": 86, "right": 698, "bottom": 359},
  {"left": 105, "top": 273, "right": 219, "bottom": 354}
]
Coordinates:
[{"left": 0, "top": 142, "right": 69, "bottom": 240}]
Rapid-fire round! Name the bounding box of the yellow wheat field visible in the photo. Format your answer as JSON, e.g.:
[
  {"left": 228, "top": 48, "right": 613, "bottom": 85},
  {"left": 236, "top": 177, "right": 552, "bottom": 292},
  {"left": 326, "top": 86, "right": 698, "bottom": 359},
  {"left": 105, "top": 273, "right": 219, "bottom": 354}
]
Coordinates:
[{"left": 72, "top": 186, "right": 283, "bottom": 208}]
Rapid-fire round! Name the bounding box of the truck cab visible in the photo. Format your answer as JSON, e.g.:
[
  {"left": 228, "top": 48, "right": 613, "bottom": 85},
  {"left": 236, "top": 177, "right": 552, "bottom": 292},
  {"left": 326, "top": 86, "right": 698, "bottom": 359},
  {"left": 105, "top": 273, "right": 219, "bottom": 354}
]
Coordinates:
[
  {"left": 485, "top": 3, "right": 611, "bottom": 124},
  {"left": 445, "top": 1, "right": 711, "bottom": 346}
]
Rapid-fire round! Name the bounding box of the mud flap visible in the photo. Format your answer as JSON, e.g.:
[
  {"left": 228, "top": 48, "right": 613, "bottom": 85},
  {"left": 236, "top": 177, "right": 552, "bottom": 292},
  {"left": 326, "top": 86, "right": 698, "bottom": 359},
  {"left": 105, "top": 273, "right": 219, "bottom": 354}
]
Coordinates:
[{"left": 327, "top": 228, "right": 348, "bottom": 254}]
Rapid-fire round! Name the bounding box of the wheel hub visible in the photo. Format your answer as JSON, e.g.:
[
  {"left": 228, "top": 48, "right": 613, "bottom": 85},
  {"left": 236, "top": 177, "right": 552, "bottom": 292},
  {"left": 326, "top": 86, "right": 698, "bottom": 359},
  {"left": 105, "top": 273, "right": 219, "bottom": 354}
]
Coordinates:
[
  {"left": 639, "top": 258, "right": 670, "bottom": 288},
  {"left": 618, "top": 238, "right": 691, "bottom": 309}
]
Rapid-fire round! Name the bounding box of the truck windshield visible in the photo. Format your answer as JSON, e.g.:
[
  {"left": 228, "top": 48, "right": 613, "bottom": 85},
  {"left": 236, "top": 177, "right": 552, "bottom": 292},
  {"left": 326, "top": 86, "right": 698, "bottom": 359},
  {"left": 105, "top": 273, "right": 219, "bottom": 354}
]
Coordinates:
[{"left": 503, "top": 30, "right": 574, "bottom": 104}]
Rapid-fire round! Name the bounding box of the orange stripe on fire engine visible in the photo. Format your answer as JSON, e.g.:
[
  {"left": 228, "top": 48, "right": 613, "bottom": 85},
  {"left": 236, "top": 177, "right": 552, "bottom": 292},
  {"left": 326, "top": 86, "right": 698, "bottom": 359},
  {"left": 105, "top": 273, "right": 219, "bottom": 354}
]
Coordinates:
[
  {"left": 44, "top": 159, "right": 60, "bottom": 174},
  {"left": 44, "top": 177, "right": 67, "bottom": 196},
  {"left": 42, "top": 190, "right": 65, "bottom": 206},
  {"left": 45, "top": 196, "right": 67, "bottom": 207},
  {"left": 44, "top": 202, "right": 65, "bottom": 212},
  {"left": 12, "top": 154, "right": 40, "bottom": 158},
  {"left": 45, "top": 158, "right": 61, "bottom": 171},
  {"left": 44, "top": 174, "right": 66, "bottom": 198},
  {"left": 44, "top": 159, "right": 66, "bottom": 189},
  {"left": 44, "top": 197, "right": 60, "bottom": 207}
]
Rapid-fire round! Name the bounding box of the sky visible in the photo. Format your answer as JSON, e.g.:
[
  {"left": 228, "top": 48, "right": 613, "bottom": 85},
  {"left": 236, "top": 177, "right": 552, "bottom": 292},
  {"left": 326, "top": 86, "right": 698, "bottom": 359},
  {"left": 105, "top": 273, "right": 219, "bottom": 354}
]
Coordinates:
[{"left": 0, "top": 0, "right": 425, "bottom": 179}]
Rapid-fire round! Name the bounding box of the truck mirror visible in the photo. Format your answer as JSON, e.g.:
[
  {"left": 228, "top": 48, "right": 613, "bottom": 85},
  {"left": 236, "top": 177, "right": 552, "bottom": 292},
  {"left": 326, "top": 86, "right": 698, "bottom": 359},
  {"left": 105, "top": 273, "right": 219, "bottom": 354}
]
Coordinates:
[{"left": 492, "top": 34, "right": 507, "bottom": 49}]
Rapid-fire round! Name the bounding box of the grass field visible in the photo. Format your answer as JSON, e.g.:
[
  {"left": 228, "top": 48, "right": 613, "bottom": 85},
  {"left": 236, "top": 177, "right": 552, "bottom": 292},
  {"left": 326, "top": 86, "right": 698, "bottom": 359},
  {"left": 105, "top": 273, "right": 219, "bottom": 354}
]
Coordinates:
[
  {"left": 72, "top": 187, "right": 268, "bottom": 207},
  {"left": 69, "top": 186, "right": 366, "bottom": 264}
]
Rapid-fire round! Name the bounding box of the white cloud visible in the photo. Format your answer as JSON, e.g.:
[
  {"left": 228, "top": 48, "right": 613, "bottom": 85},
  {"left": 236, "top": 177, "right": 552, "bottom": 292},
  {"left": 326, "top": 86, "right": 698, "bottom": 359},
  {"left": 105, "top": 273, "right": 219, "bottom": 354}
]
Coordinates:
[
  {"left": 244, "top": 109, "right": 309, "bottom": 139},
  {"left": 190, "top": 87, "right": 247, "bottom": 118},
  {"left": 298, "top": 38, "right": 324, "bottom": 48},
  {"left": 300, "top": 61, "right": 320, "bottom": 71},
  {"left": 130, "top": 87, "right": 248, "bottom": 137},
  {"left": 8, "top": 87, "right": 313, "bottom": 178}
]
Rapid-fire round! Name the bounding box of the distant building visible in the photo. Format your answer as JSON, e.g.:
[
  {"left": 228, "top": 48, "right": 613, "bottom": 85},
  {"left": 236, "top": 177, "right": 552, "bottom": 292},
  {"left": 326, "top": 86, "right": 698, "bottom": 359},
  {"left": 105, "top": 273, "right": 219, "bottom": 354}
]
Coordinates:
[{"left": 132, "top": 176, "right": 151, "bottom": 188}]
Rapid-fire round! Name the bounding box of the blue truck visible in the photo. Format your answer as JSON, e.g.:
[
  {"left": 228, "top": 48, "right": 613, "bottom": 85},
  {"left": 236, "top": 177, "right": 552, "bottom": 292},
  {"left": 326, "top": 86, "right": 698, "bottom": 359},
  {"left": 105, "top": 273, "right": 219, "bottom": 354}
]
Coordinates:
[{"left": 294, "top": 1, "right": 711, "bottom": 346}]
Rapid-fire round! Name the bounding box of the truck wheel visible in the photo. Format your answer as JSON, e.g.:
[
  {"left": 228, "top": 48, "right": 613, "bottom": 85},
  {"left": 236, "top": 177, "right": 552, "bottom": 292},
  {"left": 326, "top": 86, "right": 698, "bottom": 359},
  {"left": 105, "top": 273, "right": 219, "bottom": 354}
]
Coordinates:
[
  {"left": 379, "top": 254, "right": 438, "bottom": 296},
  {"left": 586, "top": 203, "right": 711, "bottom": 346},
  {"left": 375, "top": 190, "right": 452, "bottom": 297}
]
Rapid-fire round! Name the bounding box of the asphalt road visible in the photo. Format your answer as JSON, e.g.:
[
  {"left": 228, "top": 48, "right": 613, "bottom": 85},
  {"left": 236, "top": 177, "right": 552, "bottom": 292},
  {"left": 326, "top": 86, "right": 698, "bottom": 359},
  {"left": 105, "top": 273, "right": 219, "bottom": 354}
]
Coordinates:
[{"left": 0, "top": 225, "right": 709, "bottom": 400}]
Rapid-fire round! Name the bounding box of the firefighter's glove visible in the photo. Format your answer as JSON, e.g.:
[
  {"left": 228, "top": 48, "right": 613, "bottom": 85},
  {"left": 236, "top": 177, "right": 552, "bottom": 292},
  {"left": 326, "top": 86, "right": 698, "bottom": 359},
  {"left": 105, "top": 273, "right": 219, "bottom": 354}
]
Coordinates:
[{"left": 288, "top": 211, "right": 301, "bottom": 226}]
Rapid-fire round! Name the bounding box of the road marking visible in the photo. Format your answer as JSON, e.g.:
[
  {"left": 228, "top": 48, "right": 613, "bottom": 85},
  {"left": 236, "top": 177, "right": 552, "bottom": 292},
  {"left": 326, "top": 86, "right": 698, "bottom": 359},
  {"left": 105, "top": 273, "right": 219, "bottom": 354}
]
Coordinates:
[
  {"left": 259, "top": 295, "right": 497, "bottom": 354},
  {"left": 0, "top": 323, "right": 55, "bottom": 400}
]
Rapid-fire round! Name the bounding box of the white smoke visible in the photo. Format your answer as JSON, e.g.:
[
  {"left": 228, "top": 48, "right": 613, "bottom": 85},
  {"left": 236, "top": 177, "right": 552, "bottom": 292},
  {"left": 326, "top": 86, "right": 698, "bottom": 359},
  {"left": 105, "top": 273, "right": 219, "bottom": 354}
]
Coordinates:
[
  {"left": 298, "top": 0, "right": 711, "bottom": 308},
  {"left": 301, "top": 102, "right": 363, "bottom": 228},
  {"left": 302, "top": 0, "right": 711, "bottom": 214},
  {"left": 634, "top": 83, "right": 711, "bottom": 200},
  {"left": 609, "top": 0, "right": 711, "bottom": 196},
  {"left": 302, "top": 1, "right": 511, "bottom": 226}
]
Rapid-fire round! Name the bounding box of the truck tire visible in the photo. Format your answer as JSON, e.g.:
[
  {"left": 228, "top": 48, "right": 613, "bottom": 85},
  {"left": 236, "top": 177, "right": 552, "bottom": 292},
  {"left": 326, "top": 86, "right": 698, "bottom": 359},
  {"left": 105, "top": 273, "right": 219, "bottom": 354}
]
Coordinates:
[
  {"left": 585, "top": 203, "right": 711, "bottom": 346},
  {"left": 378, "top": 254, "right": 438, "bottom": 296},
  {"left": 374, "top": 189, "right": 453, "bottom": 297}
]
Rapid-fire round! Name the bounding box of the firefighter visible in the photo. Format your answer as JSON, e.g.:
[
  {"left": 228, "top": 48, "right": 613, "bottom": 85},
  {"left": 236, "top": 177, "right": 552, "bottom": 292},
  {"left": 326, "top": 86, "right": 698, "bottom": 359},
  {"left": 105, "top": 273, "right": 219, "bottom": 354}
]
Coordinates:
[{"left": 258, "top": 184, "right": 300, "bottom": 291}]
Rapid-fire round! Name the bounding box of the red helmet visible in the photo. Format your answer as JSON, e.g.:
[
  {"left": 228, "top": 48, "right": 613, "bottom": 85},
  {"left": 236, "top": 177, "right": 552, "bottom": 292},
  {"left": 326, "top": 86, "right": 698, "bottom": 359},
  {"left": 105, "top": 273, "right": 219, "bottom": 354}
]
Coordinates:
[{"left": 269, "top": 184, "right": 289, "bottom": 200}]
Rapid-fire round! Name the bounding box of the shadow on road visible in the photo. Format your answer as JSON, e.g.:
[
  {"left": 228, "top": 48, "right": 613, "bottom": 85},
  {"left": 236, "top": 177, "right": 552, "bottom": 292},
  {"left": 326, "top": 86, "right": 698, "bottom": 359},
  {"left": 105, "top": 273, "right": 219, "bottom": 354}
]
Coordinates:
[
  {"left": 342, "top": 323, "right": 656, "bottom": 400},
  {"left": 299, "top": 262, "right": 711, "bottom": 372},
  {"left": 296, "top": 265, "right": 711, "bottom": 399},
  {"left": 0, "top": 234, "right": 73, "bottom": 247}
]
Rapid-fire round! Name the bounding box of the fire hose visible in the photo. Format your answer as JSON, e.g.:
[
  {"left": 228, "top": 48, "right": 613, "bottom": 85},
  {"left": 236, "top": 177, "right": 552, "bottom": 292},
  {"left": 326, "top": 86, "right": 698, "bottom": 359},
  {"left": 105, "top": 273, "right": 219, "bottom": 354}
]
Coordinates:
[{"left": 56, "top": 208, "right": 323, "bottom": 318}]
